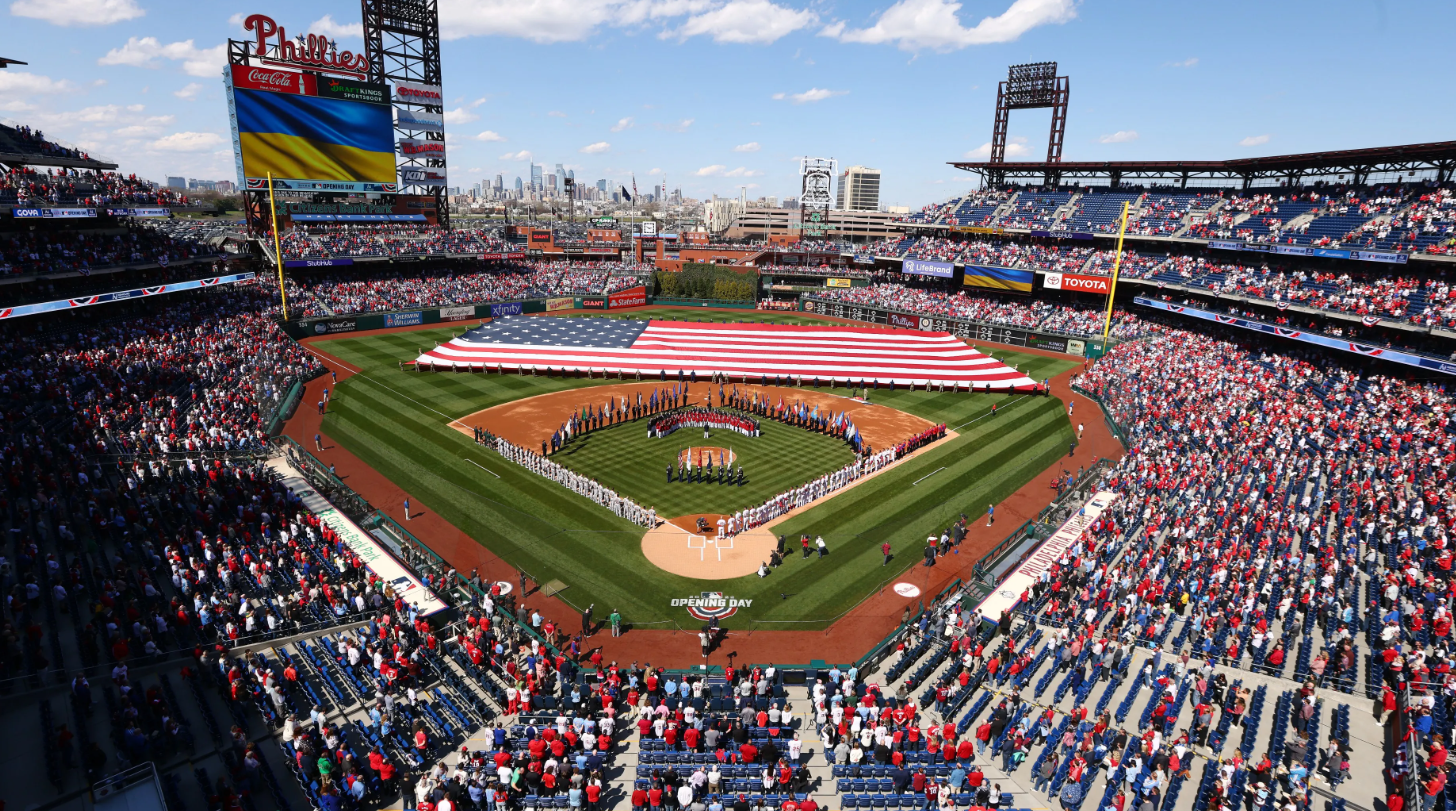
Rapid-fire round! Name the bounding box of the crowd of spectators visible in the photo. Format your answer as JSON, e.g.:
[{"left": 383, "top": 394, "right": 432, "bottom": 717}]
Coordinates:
[
  {"left": 279, "top": 225, "right": 514, "bottom": 260},
  {"left": 274, "top": 261, "right": 648, "bottom": 317},
  {"left": 0, "top": 224, "right": 219, "bottom": 277},
  {"left": 0, "top": 166, "right": 189, "bottom": 208},
  {"left": 1, "top": 123, "right": 95, "bottom": 161},
  {"left": 810, "top": 283, "right": 1141, "bottom": 338}
]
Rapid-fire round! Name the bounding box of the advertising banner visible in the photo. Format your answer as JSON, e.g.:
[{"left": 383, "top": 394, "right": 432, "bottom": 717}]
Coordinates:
[
  {"left": 384, "top": 311, "right": 423, "bottom": 327},
  {"left": 312, "top": 319, "right": 359, "bottom": 334},
  {"left": 974, "top": 492, "right": 1119, "bottom": 620},
  {"left": 394, "top": 107, "right": 444, "bottom": 132},
  {"left": 398, "top": 138, "right": 446, "bottom": 158},
  {"left": 608, "top": 286, "right": 647, "bottom": 309},
  {"left": 11, "top": 208, "right": 42, "bottom": 218},
  {"left": 1042, "top": 272, "right": 1110, "bottom": 294},
  {"left": 1351, "top": 250, "right": 1408, "bottom": 264},
  {"left": 902, "top": 259, "right": 954, "bottom": 278},
  {"left": 581, "top": 297, "right": 606, "bottom": 309},
  {"left": 284, "top": 258, "right": 355, "bottom": 268},
  {"left": 490, "top": 301, "right": 523, "bottom": 317},
  {"left": 393, "top": 80, "right": 443, "bottom": 104},
  {"left": 229, "top": 64, "right": 313, "bottom": 95},
  {"left": 314, "top": 76, "right": 390, "bottom": 105},
  {"left": 1273, "top": 245, "right": 1312, "bottom": 256},
  {"left": 108, "top": 207, "right": 171, "bottom": 217},
  {"left": 1136, "top": 296, "right": 1456, "bottom": 375},
  {"left": 1208, "top": 240, "right": 1243, "bottom": 251},
  {"left": 31, "top": 208, "right": 98, "bottom": 218},
  {"left": 1313, "top": 248, "right": 1352, "bottom": 259},
  {"left": 314, "top": 508, "right": 448, "bottom": 617},
  {"left": 400, "top": 167, "right": 447, "bottom": 185},
  {"left": 1029, "top": 230, "right": 1095, "bottom": 240},
  {"left": 963, "top": 265, "right": 1034, "bottom": 293},
  {"left": 826, "top": 278, "right": 852, "bottom": 288},
  {"left": 440, "top": 306, "right": 476, "bottom": 321},
  {"left": 0, "top": 273, "right": 255, "bottom": 320},
  {"left": 887, "top": 312, "right": 920, "bottom": 330},
  {"left": 546, "top": 297, "right": 575, "bottom": 312}
]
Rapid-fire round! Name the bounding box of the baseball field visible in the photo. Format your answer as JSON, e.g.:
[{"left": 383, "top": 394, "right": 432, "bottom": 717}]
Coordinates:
[{"left": 314, "top": 307, "right": 1079, "bottom": 628}]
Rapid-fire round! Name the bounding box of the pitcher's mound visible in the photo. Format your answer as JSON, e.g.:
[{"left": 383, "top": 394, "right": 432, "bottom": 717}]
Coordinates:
[{"left": 642, "top": 516, "right": 778, "bottom": 580}]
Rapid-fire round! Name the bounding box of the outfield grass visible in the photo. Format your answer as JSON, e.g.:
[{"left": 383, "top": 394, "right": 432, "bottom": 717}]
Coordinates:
[
  {"left": 316, "top": 310, "right": 1079, "bottom": 627},
  {"left": 552, "top": 414, "right": 856, "bottom": 517}
]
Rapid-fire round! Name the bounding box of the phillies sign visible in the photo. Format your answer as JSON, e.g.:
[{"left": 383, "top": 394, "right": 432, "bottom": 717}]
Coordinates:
[
  {"left": 1043, "top": 272, "right": 1110, "bottom": 294},
  {"left": 243, "top": 13, "right": 371, "bottom": 77}
]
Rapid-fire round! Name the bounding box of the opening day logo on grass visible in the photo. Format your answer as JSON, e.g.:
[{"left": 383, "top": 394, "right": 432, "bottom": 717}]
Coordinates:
[{"left": 672, "top": 592, "right": 752, "bottom": 621}]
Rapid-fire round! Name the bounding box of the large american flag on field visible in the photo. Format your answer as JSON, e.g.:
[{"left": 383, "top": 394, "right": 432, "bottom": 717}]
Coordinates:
[{"left": 415, "top": 316, "right": 1040, "bottom": 389}]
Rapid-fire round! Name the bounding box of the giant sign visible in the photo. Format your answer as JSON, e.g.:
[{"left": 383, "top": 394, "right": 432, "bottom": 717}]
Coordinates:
[{"left": 242, "top": 14, "right": 371, "bottom": 77}]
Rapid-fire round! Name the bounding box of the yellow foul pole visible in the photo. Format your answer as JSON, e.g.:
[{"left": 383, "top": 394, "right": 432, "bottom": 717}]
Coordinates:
[
  {"left": 1099, "top": 200, "right": 1130, "bottom": 355},
  {"left": 267, "top": 171, "right": 289, "bottom": 321}
]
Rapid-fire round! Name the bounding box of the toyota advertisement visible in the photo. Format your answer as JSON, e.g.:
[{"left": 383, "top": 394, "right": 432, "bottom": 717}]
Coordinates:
[{"left": 1043, "top": 272, "right": 1111, "bottom": 294}]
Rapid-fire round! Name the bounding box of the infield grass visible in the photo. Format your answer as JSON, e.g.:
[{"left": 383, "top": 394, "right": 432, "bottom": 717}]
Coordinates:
[{"left": 315, "top": 307, "right": 1080, "bottom": 627}]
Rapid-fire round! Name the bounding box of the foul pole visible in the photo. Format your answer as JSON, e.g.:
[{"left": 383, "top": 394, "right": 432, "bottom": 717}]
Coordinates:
[
  {"left": 1099, "top": 200, "right": 1129, "bottom": 355},
  {"left": 267, "top": 171, "right": 289, "bottom": 321}
]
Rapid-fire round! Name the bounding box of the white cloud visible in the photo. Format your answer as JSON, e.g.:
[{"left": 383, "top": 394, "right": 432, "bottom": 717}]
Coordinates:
[
  {"left": 1240, "top": 134, "right": 1270, "bottom": 147},
  {"left": 832, "top": 0, "right": 1076, "bottom": 52},
  {"left": 657, "top": 118, "right": 694, "bottom": 132},
  {"left": 443, "top": 107, "right": 479, "bottom": 124},
  {"left": 0, "top": 71, "right": 77, "bottom": 98},
  {"left": 309, "top": 14, "right": 363, "bottom": 39},
  {"left": 774, "top": 87, "right": 847, "bottom": 104},
  {"left": 695, "top": 165, "right": 761, "bottom": 177},
  {"left": 500, "top": 150, "right": 533, "bottom": 160},
  {"left": 98, "top": 37, "right": 226, "bottom": 78},
  {"left": 547, "top": 110, "right": 567, "bottom": 118},
  {"left": 671, "top": 0, "right": 816, "bottom": 44},
  {"left": 1098, "top": 130, "right": 1138, "bottom": 144},
  {"left": 579, "top": 141, "right": 611, "bottom": 154},
  {"left": 1163, "top": 57, "right": 1198, "bottom": 68},
  {"left": 150, "top": 131, "right": 223, "bottom": 152},
  {"left": 964, "top": 140, "right": 1029, "bottom": 159},
  {"left": 610, "top": 116, "right": 634, "bottom": 132},
  {"left": 733, "top": 142, "right": 761, "bottom": 152},
  {"left": 173, "top": 82, "right": 203, "bottom": 100},
  {"left": 647, "top": 167, "right": 663, "bottom": 175},
  {"left": 10, "top": 0, "right": 143, "bottom": 26},
  {"left": 439, "top": 0, "right": 709, "bottom": 43},
  {"left": 818, "top": 21, "right": 845, "bottom": 37},
  {"left": 473, "top": 130, "right": 506, "bottom": 142}
]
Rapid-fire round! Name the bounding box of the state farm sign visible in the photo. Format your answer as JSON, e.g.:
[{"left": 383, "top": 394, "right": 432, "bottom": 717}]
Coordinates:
[
  {"left": 608, "top": 286, "right": 647, "bottom": 309},
  {"left": 1043, "top": 272, "right": 1110, "bottom": 294}
]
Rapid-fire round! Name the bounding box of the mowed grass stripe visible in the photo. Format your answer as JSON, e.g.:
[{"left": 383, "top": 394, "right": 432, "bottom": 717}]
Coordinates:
[{"left": 312, "top": 322, "right": 1084, "bottom": 625}]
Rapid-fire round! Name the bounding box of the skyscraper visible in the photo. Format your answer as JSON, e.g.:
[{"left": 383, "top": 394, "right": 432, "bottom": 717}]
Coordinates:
[
  {"left": 838, "top": 166, "right": 882, "bottom": 211},
  {"left": 530, "top": 164, "right": 543, "bottom": 190},
  {"left": 596, "top": 179, "right": 607, "bottom": 193},
  {"left": 495, "top": 174, "right": 504, "bottom": 190}
]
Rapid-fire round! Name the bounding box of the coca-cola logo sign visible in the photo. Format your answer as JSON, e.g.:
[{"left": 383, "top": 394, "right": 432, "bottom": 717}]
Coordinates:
[{"left": 231, "top": 64, "right": 311, "bottom": 94}]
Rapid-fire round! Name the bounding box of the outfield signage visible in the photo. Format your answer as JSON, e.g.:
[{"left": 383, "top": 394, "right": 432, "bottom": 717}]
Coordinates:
[
  {"left": 491, "top": 301, "right": 524, "bottom": 317},
  {"left": 285, "top": 258, "right": 355, "bottom": 268},
  {"left": 1043, "top": 272, "right": 1110, "bottom": 294},
  {"left": 0, "top": 273, "right": 254, "bottom": 320},
  {"left": 479, "top": 252, "right": 526, "bottom": 260},
  {"left": 313, "top": 507, "right": 449, "bottom": 617},
  {"left": 902, "top": 259, "right": 954, "bottom": 278},
  {"left": 974, "top": 492, "right": 1119, "bottom": 621},
  {"left": 313, "top": 319, "right": 358, "bottom": 334},
  {"left": 802, "top": 297, "right": 1092, "bottom": 355},
  {"left": 440, "top": 306, "right": 475, "bottom": 321},
  {"left": 581, "top": 297, "right": 606, "bottom": 309},
  {"left": 108, "top": 207, "right": 170, "bottom": 217},
  {"left": 384, "top": 311, "right": 423, "bottom": 327},
  {"left": 608, "top": 285, "right": 647, "bottom": 308},
  {"left": 545, "top": 297, "right": 575, "bottom": 312},
  {"left": 1206, "top": 238, "right": 1406, "bottom": 264},
  {"left": 1029, "top": 229, "right": 1094, "bottom": 240},
  {"left": 672, "top": 591, "right": 752, "bottom": 621},
  {"left": 1136, "top": 296, "right": 1456, "bottom": 375},
  {"left": 826, "top": 278, "right": 852, "bottom": 288},
  {"left": 13, "top": 207, "right": 96, "bottom": 219}
]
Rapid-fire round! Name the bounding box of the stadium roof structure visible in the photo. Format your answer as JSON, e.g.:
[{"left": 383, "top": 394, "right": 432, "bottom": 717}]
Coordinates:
[
  {"left": 952, "top": 140, "right": 1456, "bottom": 188},
  {"left": 0, "top": 57, "right": 27, "bottom": 69}
]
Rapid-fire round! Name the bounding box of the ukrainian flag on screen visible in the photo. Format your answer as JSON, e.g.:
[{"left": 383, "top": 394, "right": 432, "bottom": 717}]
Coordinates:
[
  {"left": 234, "top": 88, "right": 395, "bottom": 183},
  {"left": 963, "top": 265, "right": 1034, "bottom": 293}
]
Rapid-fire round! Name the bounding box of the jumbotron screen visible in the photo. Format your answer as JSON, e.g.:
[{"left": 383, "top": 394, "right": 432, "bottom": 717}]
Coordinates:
[{"left": 226, "top": 64, "right": 397, "bottom": 194}]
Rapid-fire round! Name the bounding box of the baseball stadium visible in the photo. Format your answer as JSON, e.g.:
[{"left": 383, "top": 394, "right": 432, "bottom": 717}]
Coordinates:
[{"left": 0, "top": 2, "right": 1447, "bottom": 811}]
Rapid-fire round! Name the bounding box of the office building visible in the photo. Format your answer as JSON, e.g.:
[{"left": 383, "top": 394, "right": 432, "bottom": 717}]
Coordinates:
[
  {"left": 530, "top": 164, "right": 543, "bottom": 190},
  {"left": 837, "top": 166, "right": 881, "bottom": 212},
  {"left": 166, "top": 176, "right": 185, "bottom": 190}
]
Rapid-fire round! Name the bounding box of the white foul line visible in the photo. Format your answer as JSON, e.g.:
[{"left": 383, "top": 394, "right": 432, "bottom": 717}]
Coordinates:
[
  {"left": 464, "top": 457, "right": 501, "bottom": 478},
  {"left": 913, "top": 467, "right": 947, "bottom": 486}
]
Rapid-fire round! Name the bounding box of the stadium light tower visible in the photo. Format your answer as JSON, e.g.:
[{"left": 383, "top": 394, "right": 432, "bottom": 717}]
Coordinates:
[
  {"left": 988, "top": 61, "right": 1069, "bottom": 186},
  {"left": 797, "top": 157, "right": 836, "bottom": 241},
  {"left": 362, "top": 0, "right": 448, "bottom": 228}
]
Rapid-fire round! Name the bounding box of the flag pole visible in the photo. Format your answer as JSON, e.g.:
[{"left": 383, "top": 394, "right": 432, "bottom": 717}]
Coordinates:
[
  {"left": 1099, "top": 200, "right": 1130, "bottom": 356},
  {"left": 267, "top": 171, "right": 289, "bottom": 321}
]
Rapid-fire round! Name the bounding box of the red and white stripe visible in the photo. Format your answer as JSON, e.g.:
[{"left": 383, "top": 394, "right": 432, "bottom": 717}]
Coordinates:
[{"left": 417, "top": 320, "right": 1039, "bottom": 389}]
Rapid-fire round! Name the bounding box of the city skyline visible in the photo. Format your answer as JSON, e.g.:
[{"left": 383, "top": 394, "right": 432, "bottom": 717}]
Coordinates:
[{"left": 0, "top": 0, "right": 1452, "bottom": 209}]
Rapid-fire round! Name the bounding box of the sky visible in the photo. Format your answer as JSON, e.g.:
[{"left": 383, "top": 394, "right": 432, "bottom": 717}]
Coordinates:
[{"left": 0, "top": 0, "right": 1451, "bottom": 209}]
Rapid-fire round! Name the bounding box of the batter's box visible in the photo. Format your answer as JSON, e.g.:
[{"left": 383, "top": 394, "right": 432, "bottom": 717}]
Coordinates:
[{"left": 687, "top": 534, "right": 709, "bottom": 561}]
